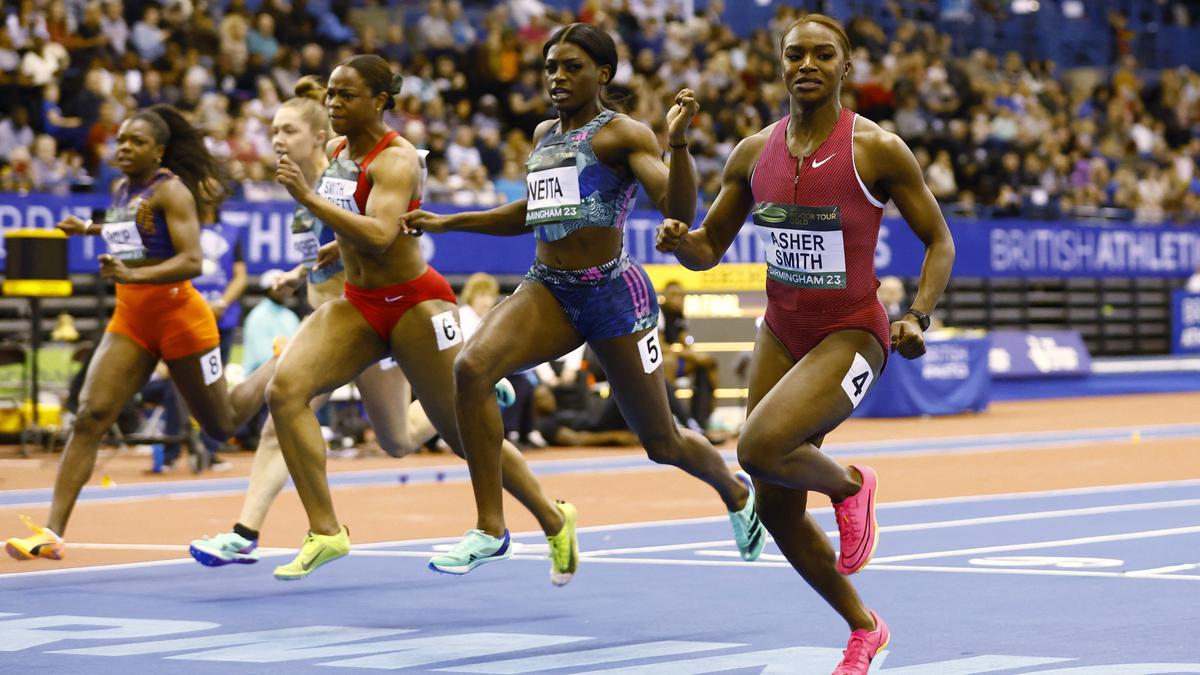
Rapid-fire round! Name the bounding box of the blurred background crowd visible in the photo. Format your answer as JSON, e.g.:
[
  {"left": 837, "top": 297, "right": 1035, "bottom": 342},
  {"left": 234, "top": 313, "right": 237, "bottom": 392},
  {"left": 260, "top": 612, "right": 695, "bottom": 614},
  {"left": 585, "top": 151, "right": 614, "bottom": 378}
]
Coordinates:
[{"left": 1, "top": 0, "right": 1197, "bottom": 224}]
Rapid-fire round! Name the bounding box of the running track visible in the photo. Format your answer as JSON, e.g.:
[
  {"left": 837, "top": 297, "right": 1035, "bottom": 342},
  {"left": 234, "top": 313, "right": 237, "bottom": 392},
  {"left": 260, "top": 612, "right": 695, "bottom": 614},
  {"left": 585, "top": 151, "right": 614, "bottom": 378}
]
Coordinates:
[{"left": 2, "top": 478, "right": 1199, "bottom": 673}]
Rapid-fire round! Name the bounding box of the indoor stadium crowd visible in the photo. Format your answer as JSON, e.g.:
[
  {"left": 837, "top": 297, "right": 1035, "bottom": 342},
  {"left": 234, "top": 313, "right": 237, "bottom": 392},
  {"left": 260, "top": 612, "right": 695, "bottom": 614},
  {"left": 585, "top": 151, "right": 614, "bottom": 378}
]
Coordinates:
[{"left": 1, "top": 0, "right": 1198, "bottom": 224}]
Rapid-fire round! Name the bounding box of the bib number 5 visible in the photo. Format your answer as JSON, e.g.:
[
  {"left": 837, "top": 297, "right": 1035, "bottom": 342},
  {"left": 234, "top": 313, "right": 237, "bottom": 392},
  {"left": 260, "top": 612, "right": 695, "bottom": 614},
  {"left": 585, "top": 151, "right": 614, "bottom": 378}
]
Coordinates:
[{"left": 637, "top": 331, "right": 663, "bottom": 374}]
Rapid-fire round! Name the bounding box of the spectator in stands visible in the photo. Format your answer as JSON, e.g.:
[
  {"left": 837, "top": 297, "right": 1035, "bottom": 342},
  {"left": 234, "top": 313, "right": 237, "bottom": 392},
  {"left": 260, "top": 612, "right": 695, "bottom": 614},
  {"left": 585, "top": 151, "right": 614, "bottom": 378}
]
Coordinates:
[
  {"left": 242, "top": 269, "right": 300, "bottom": 376},
  {"left": 877, "top": 276, "right": 907, "bottom": 322},
  {"left": 0, "top": 106, "right": 34, "bottom": 162},
  {"left": 29, "top": 134, "right": 75, "bottom": 195},
  {"left": 658, "top": 281, "right": 720, "bottom": 434},
  {"left": 130, "top": 5, "right": 167, "bottom": 64}
]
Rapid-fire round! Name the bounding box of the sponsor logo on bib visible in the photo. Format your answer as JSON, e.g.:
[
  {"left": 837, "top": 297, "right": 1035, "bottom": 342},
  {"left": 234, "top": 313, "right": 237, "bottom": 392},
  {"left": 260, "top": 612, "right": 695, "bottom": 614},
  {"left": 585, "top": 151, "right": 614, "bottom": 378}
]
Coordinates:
[{"left": 753, "top": 203, "right": 847, "bottom": 289}]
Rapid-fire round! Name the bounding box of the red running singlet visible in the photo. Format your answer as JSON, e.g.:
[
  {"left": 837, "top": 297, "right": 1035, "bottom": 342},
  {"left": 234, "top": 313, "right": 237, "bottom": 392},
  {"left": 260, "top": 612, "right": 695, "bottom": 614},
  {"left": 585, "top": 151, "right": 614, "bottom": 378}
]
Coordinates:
[
  {"left": 330, "top": 130, "right": 424, "bottom": 213},
  {"left": 749, "top": 108, "right": 891, "bottom": 362}
]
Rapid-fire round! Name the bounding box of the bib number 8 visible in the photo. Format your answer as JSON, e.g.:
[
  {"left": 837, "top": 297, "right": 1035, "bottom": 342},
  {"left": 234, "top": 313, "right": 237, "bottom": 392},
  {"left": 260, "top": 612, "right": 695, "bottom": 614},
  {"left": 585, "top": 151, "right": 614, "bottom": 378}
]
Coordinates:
[{"left": 200, "top": 346, "right": 224, "bottom": 386}]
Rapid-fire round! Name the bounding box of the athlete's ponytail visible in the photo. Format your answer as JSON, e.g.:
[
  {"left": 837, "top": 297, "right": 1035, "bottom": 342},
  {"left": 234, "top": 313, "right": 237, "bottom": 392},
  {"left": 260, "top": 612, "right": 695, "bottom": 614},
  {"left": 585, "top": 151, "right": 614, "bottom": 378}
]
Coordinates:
[
  {"left": 283, "top": 74, "right": 333, "bottom": 138},
  {"left": 132, "top": 104, "right": 229, "bottom": 212}
]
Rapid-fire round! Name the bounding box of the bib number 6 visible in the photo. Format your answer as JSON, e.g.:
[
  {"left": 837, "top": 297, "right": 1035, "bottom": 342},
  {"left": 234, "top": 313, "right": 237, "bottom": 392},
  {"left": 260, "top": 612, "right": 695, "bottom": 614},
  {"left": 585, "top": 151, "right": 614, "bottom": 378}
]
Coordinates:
[
  {"left": 432, "top": 310, "right": 464, "bottom": 351},
  {"left": 637, "top": 331, "right": 663, "bottom": 374}
]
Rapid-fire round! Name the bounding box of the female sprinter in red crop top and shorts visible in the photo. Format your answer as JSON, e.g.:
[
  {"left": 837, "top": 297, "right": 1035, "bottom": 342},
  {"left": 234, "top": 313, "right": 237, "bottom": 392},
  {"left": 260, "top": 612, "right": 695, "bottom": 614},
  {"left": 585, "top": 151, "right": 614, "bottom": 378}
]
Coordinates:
[{"left": 266, "top": 55, "right": 574, "bottom": 582}]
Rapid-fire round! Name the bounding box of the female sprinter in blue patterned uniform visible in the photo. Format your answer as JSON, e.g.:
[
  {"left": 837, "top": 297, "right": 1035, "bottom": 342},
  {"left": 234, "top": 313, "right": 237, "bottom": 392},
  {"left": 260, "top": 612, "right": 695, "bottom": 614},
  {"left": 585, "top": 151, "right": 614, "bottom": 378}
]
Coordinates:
[
  {"left": 265, "top": 56, "right": 575, "bottom": 582},
  {"left": 6, "top": 105, "right": 274, "bottom": 561},
  {"left": 402, "top": 24, "right": 766, "bottom": 575},
  {"left": 656, "top": 14, "right": 955, "bottom": 674}
]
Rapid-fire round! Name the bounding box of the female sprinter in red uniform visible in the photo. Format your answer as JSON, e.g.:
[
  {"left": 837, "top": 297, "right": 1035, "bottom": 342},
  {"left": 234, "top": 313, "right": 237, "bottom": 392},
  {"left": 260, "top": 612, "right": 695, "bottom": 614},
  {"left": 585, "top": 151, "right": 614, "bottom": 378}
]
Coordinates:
[
  {"left": 403, "top": 24, "right": 765, "bottom": 575},
  {"left": 657, "top": 15, "right": 954, "bottom": 675},
  {"left": 267, "top": 55, "right": 574, "bottom": 582},
  {"left": 5, "top": 105, "right": 275, "bottom": 561}
]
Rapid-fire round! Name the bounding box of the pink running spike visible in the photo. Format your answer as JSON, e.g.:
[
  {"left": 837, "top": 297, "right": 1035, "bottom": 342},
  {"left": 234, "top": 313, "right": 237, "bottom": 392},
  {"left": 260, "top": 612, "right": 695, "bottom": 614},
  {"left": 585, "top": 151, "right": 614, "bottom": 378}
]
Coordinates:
[
  {"left": 833, "top": 464, "right": 879, "bottom": 575},
  {"left": 832, "top": 610, "right": 890, "bottom": 675}
]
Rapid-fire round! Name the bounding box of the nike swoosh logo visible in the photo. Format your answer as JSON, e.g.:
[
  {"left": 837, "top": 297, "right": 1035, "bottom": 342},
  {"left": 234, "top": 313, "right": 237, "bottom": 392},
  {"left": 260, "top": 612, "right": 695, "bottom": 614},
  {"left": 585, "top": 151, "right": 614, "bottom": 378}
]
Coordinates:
[
  {"left": 385, "top": 295, "right": 405, "bottom": 303},
  {"left": 300, "top": 549, "right": 323, "bottom": 570},
  {"left": 812, "top": 154, "right": 835, "bottom": 168}
]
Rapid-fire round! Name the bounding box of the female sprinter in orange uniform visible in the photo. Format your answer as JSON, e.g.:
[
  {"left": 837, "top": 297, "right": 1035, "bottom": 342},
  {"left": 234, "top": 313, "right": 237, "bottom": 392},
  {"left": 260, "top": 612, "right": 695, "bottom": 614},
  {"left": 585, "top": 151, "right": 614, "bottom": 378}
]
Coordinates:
[
  {"left": 403, "top": 24, "right": 765, "bottom": 575},
  {"left": 656, "top": 15, "right": 954, "bottom": 675},
  {"left": 266, "top": 55, "right": 574, "bottom": 582},
  {"left": 5, "top": 105, "right": 275, "bottom": 561}
]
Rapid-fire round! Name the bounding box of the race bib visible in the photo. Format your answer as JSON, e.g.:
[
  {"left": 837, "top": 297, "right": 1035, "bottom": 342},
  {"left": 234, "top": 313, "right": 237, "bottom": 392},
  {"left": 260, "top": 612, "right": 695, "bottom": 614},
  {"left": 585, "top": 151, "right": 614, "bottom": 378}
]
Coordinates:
[
  {"left": 200, "top": 345, "right": 224, "bottom": 386},
  {"left": 637, "top": 331, "right": 663, "bottom": 374},
  {"left": 292, "top": 230, "right": 320, "bottom": 263},
  {"left": 840, "top": 352, "right": 874, "bottom": 408},
  {"left": 100, "top": 220, "right": 147, "bottom": 261},
  {"left": 525, "top": 154, "right": 580, "bottom": 225},
  {"left": 753, "top": 203, "right": 847, "bottom": 289},
  {"left": 432, "top": 310, "right": 463, "bottom": 351},
  {"left": 316, "top": 159, "right": 361, "bottom": 214}
]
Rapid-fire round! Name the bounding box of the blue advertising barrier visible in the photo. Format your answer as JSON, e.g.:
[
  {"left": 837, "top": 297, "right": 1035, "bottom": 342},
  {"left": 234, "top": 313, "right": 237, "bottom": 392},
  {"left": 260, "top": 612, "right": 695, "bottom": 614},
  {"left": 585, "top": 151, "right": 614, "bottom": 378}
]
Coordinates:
[
  {"left": 1172, "top": 290, "right": 1200, "bottom": 354},
  {"left": 2, "top": 194, "right": 1200, "bottom": 278},
  {"left": 854, "top": 334, "right": 990, "bottom": 418},
  {"left": 988, "top": 329, "right": 1093, "bottom": 379}
]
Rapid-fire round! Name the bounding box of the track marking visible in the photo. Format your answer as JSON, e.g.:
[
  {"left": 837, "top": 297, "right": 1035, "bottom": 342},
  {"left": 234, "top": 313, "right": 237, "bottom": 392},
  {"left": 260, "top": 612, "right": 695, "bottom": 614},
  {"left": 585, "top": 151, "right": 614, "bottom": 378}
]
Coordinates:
[
  {"left": 870, "top": 525, "right": 1200, "bottom": 564},
  {"left": 6, "top": 481, "right": 1200, "bottom": 580}
]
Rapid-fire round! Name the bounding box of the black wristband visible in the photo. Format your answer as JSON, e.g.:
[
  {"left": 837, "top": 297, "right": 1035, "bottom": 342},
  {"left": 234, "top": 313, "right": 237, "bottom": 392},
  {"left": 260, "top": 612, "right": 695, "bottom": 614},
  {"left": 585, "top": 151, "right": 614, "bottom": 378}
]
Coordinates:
[
  {"left": 669, "top": 141, "right": 689, "bottom": 149},
  {"left": 904, "top": 308, "right": 931, "bottom": 332}
]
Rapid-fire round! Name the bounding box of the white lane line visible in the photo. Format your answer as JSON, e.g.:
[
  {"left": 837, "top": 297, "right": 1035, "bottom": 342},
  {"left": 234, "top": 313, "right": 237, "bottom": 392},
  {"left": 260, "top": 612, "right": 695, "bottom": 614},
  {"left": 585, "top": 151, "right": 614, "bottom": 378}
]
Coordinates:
[
  {"left": 870, "top": 526, "right": 1200, "bottom": 564},
  {"left": 5, "top": 480, "right": 1200, "bottom": 581},
  {"left": 583, "top": 498, "right": 1200, "bottom": 556},
  {"left": 1126, "top": 563, "right": 1200, "bottom": 576},
  {"left": 867, "top": 563, "right": 1200, "bottom": 581}
]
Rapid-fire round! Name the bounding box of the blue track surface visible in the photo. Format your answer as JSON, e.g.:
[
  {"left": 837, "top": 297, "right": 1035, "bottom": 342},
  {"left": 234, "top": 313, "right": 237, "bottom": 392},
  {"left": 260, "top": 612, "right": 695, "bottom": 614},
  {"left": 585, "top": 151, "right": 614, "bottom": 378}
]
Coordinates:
[{"left": 3, "top": 480, "right": 1199, "bottom": 674}]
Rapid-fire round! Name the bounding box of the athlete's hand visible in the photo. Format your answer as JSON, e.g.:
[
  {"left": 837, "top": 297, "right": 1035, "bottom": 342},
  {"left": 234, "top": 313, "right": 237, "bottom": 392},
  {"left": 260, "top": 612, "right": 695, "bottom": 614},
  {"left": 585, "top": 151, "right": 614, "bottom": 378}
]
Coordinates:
[
  {"left": 57, "top": 215, "right": 92, "bottom": 236},
  {"left": 273, "top": 267, "right": 305, "bottom": 297},
  {"left": 666, "top": 88, "right": 699, "bottom": 147},
  {"left": 207, "top": 298, "right": 228, "bottom": 318},
  {"left": 98, "top": 254, "right": 134, "bottom": 283},
  {"left": 400, "top": 209, "right": 448, "bottom": 236},
  {"left": 890, "top": 318, "right": 927, "bottom": 359},
  {"left": 314, "top": 241, "right": 341, "bottom": 269},
  {"left": 275, "top": 154, "right": 312, "bottom": 203},
  {"left": 656, "top": 218, "right": 690, "bottom": 253}
]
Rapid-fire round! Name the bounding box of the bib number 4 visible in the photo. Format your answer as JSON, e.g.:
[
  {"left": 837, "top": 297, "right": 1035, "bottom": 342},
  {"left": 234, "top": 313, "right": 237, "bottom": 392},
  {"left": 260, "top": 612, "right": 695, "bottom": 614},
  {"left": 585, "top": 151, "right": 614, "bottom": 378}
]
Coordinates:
[{"left": 840, "top": 352, "right": 874, "bottom": 409}]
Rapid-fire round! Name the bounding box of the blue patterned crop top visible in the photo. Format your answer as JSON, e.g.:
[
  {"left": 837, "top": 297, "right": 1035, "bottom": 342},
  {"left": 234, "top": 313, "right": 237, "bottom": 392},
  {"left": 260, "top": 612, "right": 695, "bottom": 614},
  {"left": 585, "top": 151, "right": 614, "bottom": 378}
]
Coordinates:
[{"left": 524, "top": 110, "right": 638, "bottom": 242}]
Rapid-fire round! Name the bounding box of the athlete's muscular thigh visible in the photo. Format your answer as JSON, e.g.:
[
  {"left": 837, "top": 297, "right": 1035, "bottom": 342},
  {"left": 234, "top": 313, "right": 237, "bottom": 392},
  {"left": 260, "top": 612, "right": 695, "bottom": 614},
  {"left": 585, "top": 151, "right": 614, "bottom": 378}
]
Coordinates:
[
  {"left": 461, "top": 280, "right": 583, "bottom": 378},
  {"left": 588, "top": 327, "right": 677, "bottom": 444},
  {"left": 76, "top": 332, "right": 158, "bottom": 426},
  {"left": 272, "top": 299, "right": 388, "bottom": 403},
  {"left": 387, "top": 298, "right": 463, "bottom": 442},
  {"left": 744, "top": 328, "right": 884, "bottom": 451}
]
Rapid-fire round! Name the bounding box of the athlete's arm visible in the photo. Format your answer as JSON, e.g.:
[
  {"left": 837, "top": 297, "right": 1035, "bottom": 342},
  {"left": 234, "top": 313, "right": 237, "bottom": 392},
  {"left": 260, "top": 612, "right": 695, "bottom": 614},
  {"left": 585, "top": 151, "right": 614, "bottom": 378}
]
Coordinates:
[
  {"left": 658, "top": 134, "right": 760, "bottom": 270},
  {"left": 400, "top": 119, "right": 557, "bottom": 237},
  {"left": 621, "top": 99, "right": 698, "bottom": 224},
  {"left": 402, "top": 199, "right": 530, "bottom": 237},
  {"left": 280, "top": 146, "right": 414, "bottom": 253},
  {"left": 214, "top": 235, "right": 247, "bottom": 317},
  {"left": 869, "top": 132, "right": 955, "bottom": 318},
  {"left": 114, "top": 178, "right": 204, "bottom": 284}
]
